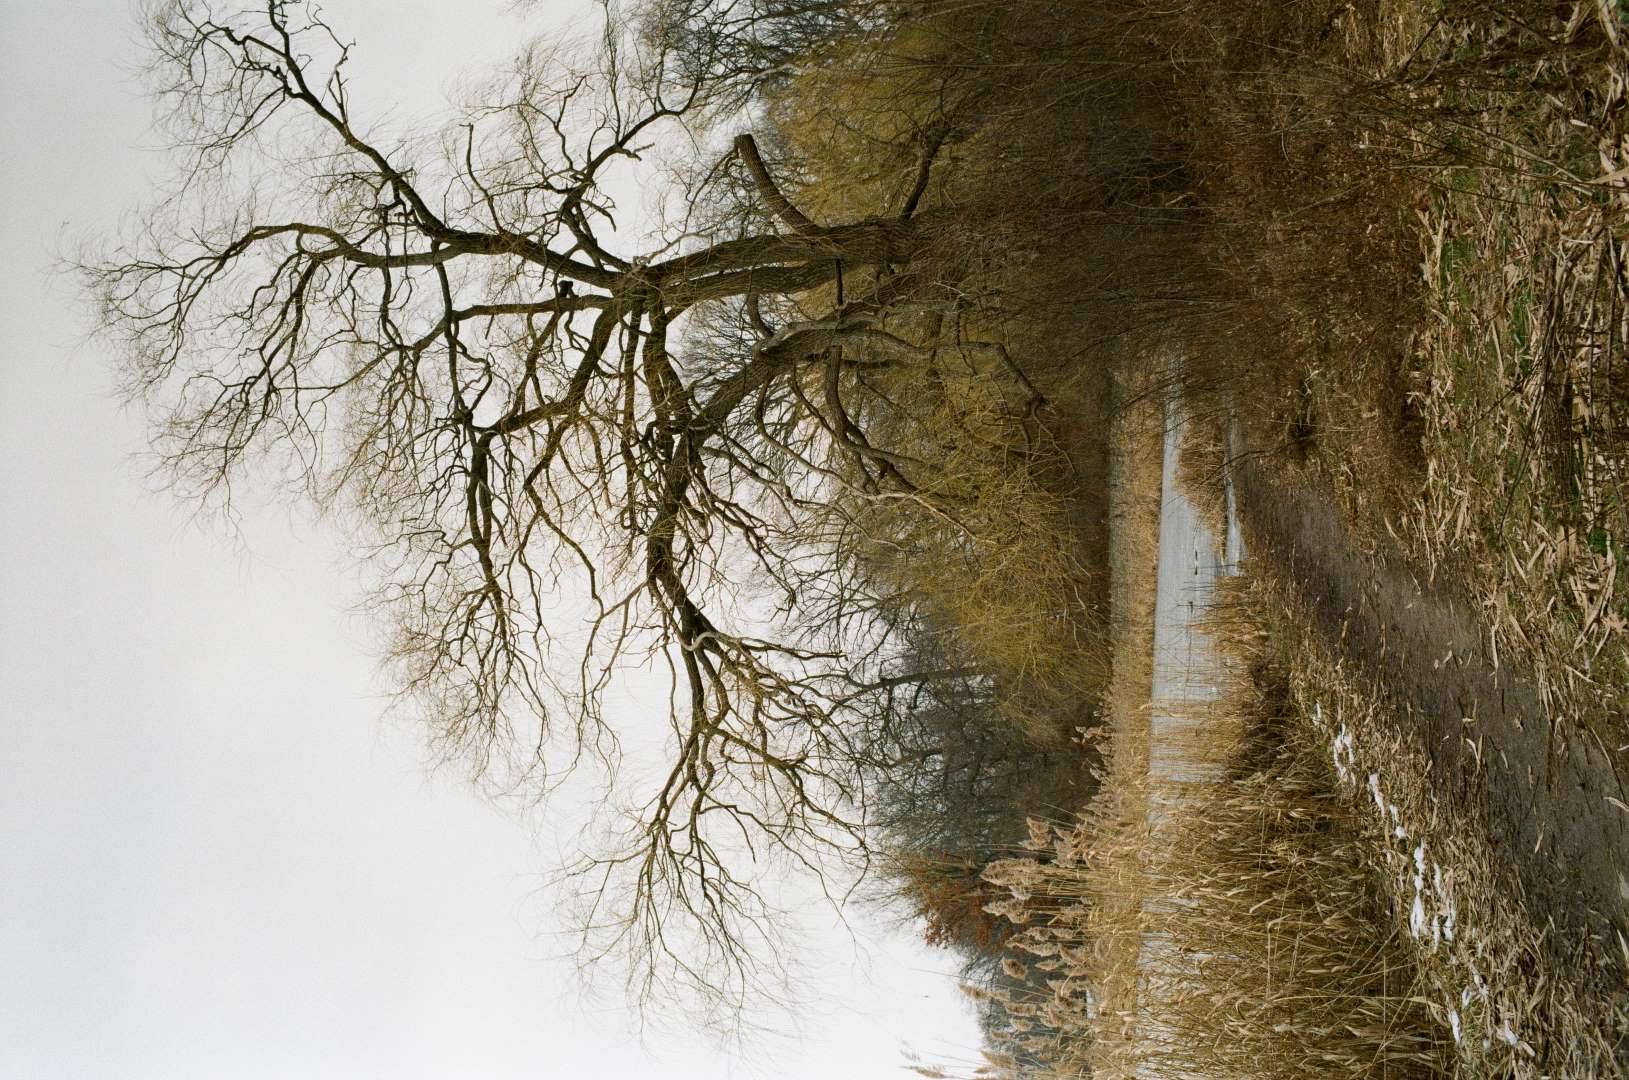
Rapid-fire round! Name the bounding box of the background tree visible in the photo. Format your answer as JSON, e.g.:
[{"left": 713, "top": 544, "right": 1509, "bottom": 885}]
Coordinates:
[
  {"left": 91, "top": 0, "right": 1192, "bottom": 1020},
  {"left": 87, "top": 0, "right": 1033, "bottom": 1015},
  {"left": 862, "top": 626, "right": 1090, "bottom": 957}
]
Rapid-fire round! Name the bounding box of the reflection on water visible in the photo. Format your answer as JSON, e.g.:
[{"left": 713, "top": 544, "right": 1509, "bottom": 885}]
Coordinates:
[
  {"left": 1149, "top": 394, "right": 1243, "bottom": 799},
  {"left": 1135, "top": 392, "right": 1247, "bottom": 1074}
]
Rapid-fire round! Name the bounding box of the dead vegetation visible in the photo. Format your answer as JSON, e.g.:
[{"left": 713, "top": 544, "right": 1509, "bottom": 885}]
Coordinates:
[
  {"left": 95, "top": 0, "right": 1629, "bottom": 1063},
  {"left": 1251, "top": 571, "right": 1629, "bottom": 1076},
  {"left": 1168, "top": 0, "right": 1629, "bottom": 757},
  {"left": 853, "top": 2, "right": 1629, "bottom": 1073},
  {"left": 959, "top": 567, "right": 1626, "bottom": 1078},
  {"left": 966, "top": 575, "right": 1450, "bottom": 1080}
]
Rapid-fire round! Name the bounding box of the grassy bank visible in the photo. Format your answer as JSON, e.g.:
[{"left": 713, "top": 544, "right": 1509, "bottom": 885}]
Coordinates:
[
  {"left": 1171, "top": 0, "right": 1629, "bottom": 760},
  {"left": 1255, "top": 572, "right": 1629, "bottom": 1075}
]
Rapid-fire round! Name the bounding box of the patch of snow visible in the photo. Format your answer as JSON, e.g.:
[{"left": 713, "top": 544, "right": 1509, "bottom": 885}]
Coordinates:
[
  {"left": 1329, "top": 717, "right": 1356, "bottom": 786},
  {"left": 1409, "top": 845, "right": 1430, "bottom": 942},
  {"left": 1448, "top": 1009, "right": 1462, "bottom": 1043},
  {"left": 1493, "top": 1019, "right": 1534, "bottom": 1056},
  {"left": 1410, "top": 893, "right": 1428, "bottom": 938}
]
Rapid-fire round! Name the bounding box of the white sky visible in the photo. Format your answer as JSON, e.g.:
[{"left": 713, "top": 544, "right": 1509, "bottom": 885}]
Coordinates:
[{"left": 0, "top": 2, "right": 981, "bottom": 1076}]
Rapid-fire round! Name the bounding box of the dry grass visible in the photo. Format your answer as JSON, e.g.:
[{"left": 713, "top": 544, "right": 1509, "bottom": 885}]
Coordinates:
[
  {"left": 1250, "top": 572, "right": 1629, "bottom": 1076},
  {"left": 1283, "top": 1, "right": 1629, "bottom": 763},
  {"left": 807, "top": 3, "right": 1629, "bottom": 1073},
  {"left": 912, "top": 354, "right": 1163, "bottom": 1078},
  {"left": 851, "top": 334, "right": 1116, "bottom": 743},
  {"left": 963, "top": 573, "right": 1450, "bottom": 1079},
  {"left": 1175, "top": 408, "right": 1228, "bottom": 556},
  {"left": 1145, "top": 0, "right": 1629, "bottom": 1069},
  {"left": 1394, "top": 123, "right": 1629, "bottom": 756},
  {"left": 948, "top": 6, "right": 1629, "bottom": 1070},
  {"left": 1106, "top": 356, "right": 1166, "bottom": 710},
  {"left": 960, "top": 570, "right": 1627, "bottom": 1078},
  {"left": 920, "top": 398, "right": 1457, "bottom": 1076},
  {"left": 1079, "top": 356, "right": 1165, "bottom": 1069},
  {"left": 1171, "top": 0, "right": 1629, "bottom": 753}
]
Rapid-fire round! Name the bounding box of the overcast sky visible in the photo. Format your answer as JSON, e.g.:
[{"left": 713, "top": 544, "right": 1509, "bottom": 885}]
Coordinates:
[{"left": 0, "top": 2, "right": 980, "bottom": 1076}]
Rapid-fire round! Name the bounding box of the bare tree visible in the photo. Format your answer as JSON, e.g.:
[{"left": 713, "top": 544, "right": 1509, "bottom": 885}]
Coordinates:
[{"left": 87, "top": 0, "right": 1020, "bottom": 1016}]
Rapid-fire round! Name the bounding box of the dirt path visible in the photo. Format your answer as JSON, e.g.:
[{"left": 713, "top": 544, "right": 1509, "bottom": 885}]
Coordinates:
[{"left": 1231, "top": 455, "right": 1629, "bottom": 988}]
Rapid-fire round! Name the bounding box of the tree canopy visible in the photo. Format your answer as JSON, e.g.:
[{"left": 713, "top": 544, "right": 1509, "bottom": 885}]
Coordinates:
[{"left": 89, "top": 0, "right": 1099, "bottom": 1014}]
